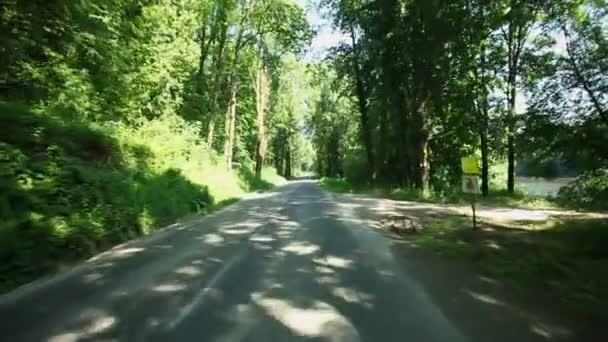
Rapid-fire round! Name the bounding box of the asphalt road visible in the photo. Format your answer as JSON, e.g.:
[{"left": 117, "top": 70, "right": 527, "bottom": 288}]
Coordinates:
[{"left": 0, "top": 180, "right": 569, "bottom": 341}]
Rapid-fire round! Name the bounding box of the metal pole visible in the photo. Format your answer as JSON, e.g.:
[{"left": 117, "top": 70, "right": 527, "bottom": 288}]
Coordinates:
[{"left": 472, "top": 197, "right": 477, "bottom": 229}]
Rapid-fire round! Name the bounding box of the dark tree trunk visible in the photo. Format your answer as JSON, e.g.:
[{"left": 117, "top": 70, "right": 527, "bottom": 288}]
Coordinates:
[
  {"left": 349, "top": 23, "right": 374, "bottom": 180},
  {"left": 224, "top": 86, "right": 237, "bottom": 170},
  {"left": 480, "top": 125, "right": 489, "bottom": 196},
  {"left": 284, "top": 142, "right": 292, "bottom": 179},
  {"left": 206, "top": 21, "right": 228, "bottom": 147},
  {"left": 222, "top": 1, "right": 250, "bottom": 168},
  {"left": 507, "top": 135, "right": 515, "bottom": 192},
  {"left": 477, "top": 39, "right": 490, "bottom": 197},
  {"left": 507, "top": 80, "right": 516, "bottom": 193},
  {"left": 503, "top": 0, "right": 528, "bottom": 194},
  {"left": 412, "top": 84, "right": 430, "bottom": 192},
  {"left": 254, "top": 143, "right": 264, "bottom": 177},
  {"left": 416, "top": 132, "right": 430, "bottom": 193},
  {"left": 275, "top": 141, "right": 284, "bottom": 176}
]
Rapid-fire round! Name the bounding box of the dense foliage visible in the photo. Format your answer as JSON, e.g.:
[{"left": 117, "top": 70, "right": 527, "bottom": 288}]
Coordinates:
[
  {"left": 0, "top": 0, "right": 312, "bottom": 291},
  {"left": 311, "top": 0, "right": 607, "bottom": 201},
  {"left": 1, "top": 0, "right": 606, "bottom": 291},
  {"left": 557, "top": 168, "right": 608, "bottom": 210}
]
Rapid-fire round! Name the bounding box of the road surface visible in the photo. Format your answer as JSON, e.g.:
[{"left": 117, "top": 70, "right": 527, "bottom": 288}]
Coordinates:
[{"left": 0, "top": 180, "right": 572, "bottom": 341}]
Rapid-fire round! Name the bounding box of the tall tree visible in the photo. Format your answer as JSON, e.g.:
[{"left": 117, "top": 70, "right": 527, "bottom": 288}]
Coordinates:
[
  {"left": 499, "top": 0, "right": 542, "bottom": 192},
  {"left": 253, "top": 60, "right": 270, "bottom": 177}
]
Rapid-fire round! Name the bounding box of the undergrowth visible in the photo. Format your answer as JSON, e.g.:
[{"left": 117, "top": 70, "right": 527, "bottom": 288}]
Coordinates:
[
  {"left": 0, "top": 103, "right": 284, "bottom": 292},
  {"left": 557, "top": 168, "right": 608, "bottom": 210}
]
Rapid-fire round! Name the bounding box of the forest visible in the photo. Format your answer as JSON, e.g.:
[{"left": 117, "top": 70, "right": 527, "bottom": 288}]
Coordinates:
[
  {"left": 312, "top": 0, "right": 607, "bottom": 203},
  {"left": 0, "top": 0, "right": 607, "bottom": 294},
  {"left": 0, "top": 0, "right": 314, "bottom": 290}
]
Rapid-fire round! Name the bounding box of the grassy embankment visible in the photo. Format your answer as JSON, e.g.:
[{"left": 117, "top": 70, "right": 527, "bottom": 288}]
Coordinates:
[{"left": 0, "top": 103, "right": 285, "bottom": 293}]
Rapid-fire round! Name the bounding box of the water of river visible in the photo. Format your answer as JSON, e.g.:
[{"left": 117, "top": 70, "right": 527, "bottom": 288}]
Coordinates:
[{"left": 517, "top": 177, "right": 575, "bottom": 197}]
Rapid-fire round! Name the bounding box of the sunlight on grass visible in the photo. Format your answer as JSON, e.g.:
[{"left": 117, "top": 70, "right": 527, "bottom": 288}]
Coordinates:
[
  {"left": 262, "top": 167, "right": 288, "bottom": 187},
  {"left": 0, "top": 107, "right": 286, "bottom": 293}
]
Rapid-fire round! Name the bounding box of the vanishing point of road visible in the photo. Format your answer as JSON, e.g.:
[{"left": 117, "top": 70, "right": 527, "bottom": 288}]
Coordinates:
[{"left": 0, "top": 180, "right": 570, "bottom": 341}]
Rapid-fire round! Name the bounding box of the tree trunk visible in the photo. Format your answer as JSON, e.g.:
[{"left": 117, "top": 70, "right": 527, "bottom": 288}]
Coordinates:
[
  {"left": 223, "top": 87, "right": 237, "bottom": 170},
  {"left": 349, "top": 22, "right": 374, "bottom": 180},
  {"left": 417, "top": 132, "right": 430, "bottom": 194},
  {"left": 207, "top": 120, "right": 216, "bottom": 147},
  {"left": 254, "top": 123, "right": 266, "bottom": 178},
  {"left": 377, "top": 101, "right": 389, "bottom": 182},
  {"left": 222, "top": 77, "right": 238, "bottom": 169},
  {"left": 503, "top": 0, "right": 531, "bottom": 194},
  {"left": 197, "top": 25, "right": 208, "bottom": 80},
  {"left": 205, "top": 18, "right": 228, "bottom": 148},
  {"left": 284, "top": 142, "right": 292, "bottom": 179},
  {"left": 505, "top": 9, "right": 516, "bottom": 194},
  {"left": 507, "top": 77, "right": 516, "bottom": 193},
  {"left": 480, "top": 123, "right": 489, "bottom": 196},
  {"left": 275, "top": 138, "right": 284, "bottom": 176},
  {"left": 221, "top": 1, "right": 250, "bottom": 167},
  {"left": 478, "top": 31, "right": 490, "bottom": 197},
  {"left": 413, "top": 86, "right": 430, "bottom": 192},
  {"left": 254, "top": 66, "right": 269, "bottom": 178}
]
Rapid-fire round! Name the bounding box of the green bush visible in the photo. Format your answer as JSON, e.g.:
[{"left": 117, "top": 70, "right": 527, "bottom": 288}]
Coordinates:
[
  {"left": 557, "top": 168, "right": 608, "bottom": 210},
  {"left": 319, "top": 177, "right": 355, "bottom": 193},
  {"left": 342, "top": 151, "right": 368, "bottom": 185}
]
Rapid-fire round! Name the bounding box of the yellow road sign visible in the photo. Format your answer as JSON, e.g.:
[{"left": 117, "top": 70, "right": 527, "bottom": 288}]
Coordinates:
[{"left": 461, "top": 157, "right": 480, "bottom": 175}]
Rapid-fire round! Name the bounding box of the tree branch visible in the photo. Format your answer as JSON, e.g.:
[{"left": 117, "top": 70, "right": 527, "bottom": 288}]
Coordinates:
[{"left": 562, "top": 25, "right": 608, "bottom": 124}]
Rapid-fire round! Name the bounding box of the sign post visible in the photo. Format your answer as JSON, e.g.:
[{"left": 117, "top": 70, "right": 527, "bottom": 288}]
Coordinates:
[{"left": 461, "top": 157, "right": 481, "bottom": 229}]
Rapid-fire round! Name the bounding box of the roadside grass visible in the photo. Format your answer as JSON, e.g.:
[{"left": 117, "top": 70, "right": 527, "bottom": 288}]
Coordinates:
[
  {"left": 406, "top": 215, "right": 608, "bottom": 323},
  {"left": 0, "top": 104, "right": 285, "bottom": 293},
  {"left": 319, "top": 177, "right": 558, "bottom": 209}
]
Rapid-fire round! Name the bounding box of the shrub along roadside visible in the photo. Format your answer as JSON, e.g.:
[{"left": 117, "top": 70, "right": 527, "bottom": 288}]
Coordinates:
[
  {"left": 0, "top": 103, "right": 284, "bottom": 293},
  {"left": 557, "top": 168, "right": 608, "bottom": 211}
]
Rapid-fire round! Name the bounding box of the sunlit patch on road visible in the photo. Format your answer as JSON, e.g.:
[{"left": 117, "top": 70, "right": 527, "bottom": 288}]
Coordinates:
[
  {"left": 104, "top": 247, "right": 145, "bottom": 259},
  {"left": 252, "top": 293, "right": 360, "bottom": 341},
  {"left": 314, "top": 265, "right": 335, "bottom": 274},
  {"left": 465, "top": 289, "right": 505, "bottom": 306},
  {"left": 281, "top": 241, "right": 320, "bottom": 255},
  {"left": 331, "top": 287, "right": 375, "bottom": 308},
  {"left": 315, "top": 275, "right": 341, "bottom": 286},
  {"left": 249, "top": 234, "right": 275, "bottom": 242},
  {"left": 200, "top": 233, "right": 225, "bottom": 245},
  {"left": 174, "top": 266, "right": 201, "bottom": 277},
  {"left": 82, "top": 272, "right": 104, "bottom": 284},
  {"left": 153, "top": 283, "right": 187, "bottom": 293},
  {"left": 530, "top": 322, "right": 572, "bottom": 340},
  {"left": 47, "top": 310, "right": 117, "bottom": 342},
  {"left": 313, "top": 255, "right": 353, "bottom": 269}
]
